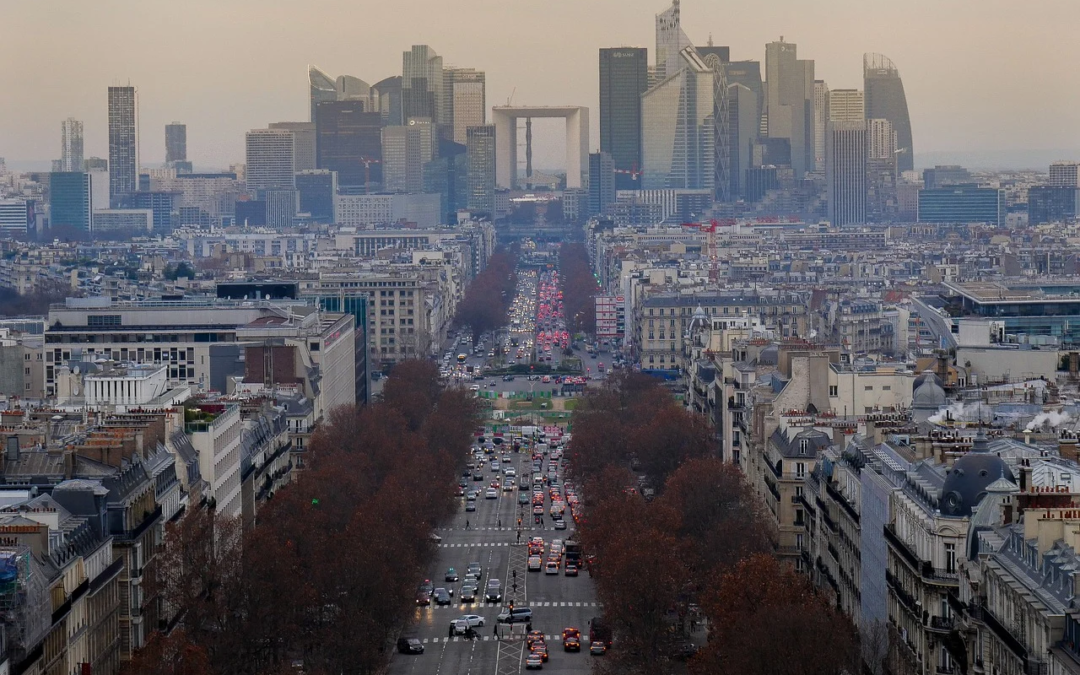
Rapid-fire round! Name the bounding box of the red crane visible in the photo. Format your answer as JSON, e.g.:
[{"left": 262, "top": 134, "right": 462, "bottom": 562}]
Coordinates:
[{"left": 358, "top": 156, "right": 381, "bottom": 194}]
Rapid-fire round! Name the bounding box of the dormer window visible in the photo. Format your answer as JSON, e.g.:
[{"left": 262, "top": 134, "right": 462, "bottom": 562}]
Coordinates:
[{"left": 800, "top": 439, "right": 809, "bottom": 454}]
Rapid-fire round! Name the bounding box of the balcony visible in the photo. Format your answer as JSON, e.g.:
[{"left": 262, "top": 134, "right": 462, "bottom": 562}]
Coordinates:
[
  {"left": 922, "top": 560, "right": 959, "bottom": 585},
  {"left": 928, "top": 615, "right": 955, "bottom": 632},
  {"left": 979, "top": 600, "right": 1028, "bottom": 660},
  {"left": 827, "top": 543, "right": 839, "bottom": 561},
  {"left": 884, "top": 524, "right": 922, "bottom": 571},
  {"left": 886, "top": 570, "right": 920, "bottom": 615},
  {"left": 936, "top": 666, "right": 956, "bottom": 675}
]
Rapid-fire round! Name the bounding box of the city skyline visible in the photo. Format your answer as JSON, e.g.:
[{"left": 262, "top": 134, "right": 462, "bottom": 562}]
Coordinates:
[{"left": 2, "top": 0, "right": 1080, "bottom": 170}]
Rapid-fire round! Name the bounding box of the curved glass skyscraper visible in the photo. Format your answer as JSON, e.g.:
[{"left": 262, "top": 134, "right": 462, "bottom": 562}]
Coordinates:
[
  {"left": 309, "top": 66, "right": 338, "bottom": 123},
  {"left": 863, "top": 53, "right": 913, "bottom": 173}
]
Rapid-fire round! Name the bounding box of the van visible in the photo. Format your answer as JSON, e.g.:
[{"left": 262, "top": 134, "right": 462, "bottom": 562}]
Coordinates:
[{"left": 497, "top": 607, "right": 533, "bottom": 624}]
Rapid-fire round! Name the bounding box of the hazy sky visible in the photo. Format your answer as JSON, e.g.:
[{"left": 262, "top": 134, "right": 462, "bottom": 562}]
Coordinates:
[{"left": 3, "top": 0, "right": 1080, "bottom": 170}]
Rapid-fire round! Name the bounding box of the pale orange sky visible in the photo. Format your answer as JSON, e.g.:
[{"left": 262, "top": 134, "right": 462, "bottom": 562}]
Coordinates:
[{"left": 2, "top": 0, "right": 1079, "bottom": 170}]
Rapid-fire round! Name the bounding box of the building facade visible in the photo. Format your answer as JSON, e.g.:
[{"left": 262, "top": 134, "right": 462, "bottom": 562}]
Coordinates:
[
  {"left": 826, "top": 120, "right": 868, "bottom": 227},
  {"left": 107, "top": 86, "right": 138, "bottom": 206},
  {"left": 599, "top": 47, "right": 648, "bottom": 190}
]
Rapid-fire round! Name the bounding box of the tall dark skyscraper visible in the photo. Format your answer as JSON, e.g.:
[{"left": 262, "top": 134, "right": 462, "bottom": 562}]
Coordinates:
[
  {"left": 107, "top": 85, "right": 138, "bottom": 206},
  {"left": 864, "top": 53, "right": 914, "bottom": 173},
  {"left": 466, "top": 125, "right": 496, "bottom": 216},
  {"left": 373, "top": 76, "right": 403, "bottom": 127},
  {"left": 315, "top": 101, "right": 384, "bottom": 189},
  {"left": 599, "top": 47, "right": 648, "bottom": 190},
  {"left": 589, "top": 152, "right": 615, "bottom": 216},
  {"left": 165, "top": 122, "right": 186, "bottom": 163}
]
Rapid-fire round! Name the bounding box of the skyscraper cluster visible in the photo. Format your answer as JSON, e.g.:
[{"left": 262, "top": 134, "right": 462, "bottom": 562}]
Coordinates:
[
  {"left": 249, "top": 50, "right": 493, "bottom": 224},
  {"left": 596, "top": 0, "right": 915, "bottom": 226}
]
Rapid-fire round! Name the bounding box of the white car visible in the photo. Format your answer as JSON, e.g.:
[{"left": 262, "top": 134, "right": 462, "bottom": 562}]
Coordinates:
[
  {"left": 545, "top": 561, "right": 559, "bottom": 574},
  {"left": 528, "top": 555, "right": 542, "bottom": 571},
  {"left": 457, "top": 614, "right": 485, "bottom": 628},
  {"left": 450, "top": 619, "right": 469, "bottom": 635},
  {"left": 485, "top": 488, "right": 498, "bottom": 499}
]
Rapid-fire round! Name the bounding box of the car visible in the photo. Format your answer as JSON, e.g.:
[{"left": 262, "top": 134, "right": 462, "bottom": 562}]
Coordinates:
[
  {"left": 485, "top": 580, "right": 502, "bottom": 602},
  {"left": 528, "top": 555, "right": 542, "bottom": 571},
  {"left": 503, "top": 374, "right": 515, "bottom": 382},
  {"left": 416, "top": 592, "right": 431, "bottom": 606},
  {"left": 533, "top": 504, "right": 544, "bottom": 515},
  {"left": 564, "top": 637, "right": 581, "bottom": 652},
  {"left": 564, "top": 563, "right": 578, "bottom": 577},
  {"left": 397, "top": 637, "right": 424, "bottom": 654},
  {"left": 459, "top": 586, "right": 477, "bottom": 603},
  {"left": 450, "top": 618, "right": 469, "bottom": 635},
  {"left": 458, "top": 614, "right": 486, "bottom": 628},
  {"left": 590, "top": 641, "right": 607, "bottom": 656},
  {"left": 527, "top": 630, "right": 545, "bottom": 647},
  {"left": 467, "top": 562, "right": 483, "bottom": 579},
  {"left": 502, "top": 482, "right": 514, "bottom": 492},
  {"left": 525, "top": 653, "right": 544, "bottom": 669},
  {"left": 486, "top": 488, "right": 498, "bottom": 499},
  {"left": 465, "top": 500, "right": 476, "bottom": 512},
  {"left": 562, "top": 627, "right": 581, "bottom": 641},
  {"left": 430, "top": 532, "right": 443, "bottom": 543},
  {"left": 497, "top": 607, "right": 533, "bottom": 623},
  {"left": 445, "top": 567, "right": 458, "bottom": 582},
  {"left": 531, "top": 644, "right": 549, "bottom": 662},
  {"left": 472, "top": 471, "right": 484, "bottom": 481},
  {"left": 545, "top": 561, "right": 559, "bottom": 574},
  {"left": 554, "top": 519, "right": 567, "bottom": 530},
  {"left": 433, "top": 588, "right": 452, "bottom": 606}
]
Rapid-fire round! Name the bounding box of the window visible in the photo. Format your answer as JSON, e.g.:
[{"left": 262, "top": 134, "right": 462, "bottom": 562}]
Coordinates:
[
  {"left": 945, "top": 543, "right": 956, "bottom": 574},
  {"left": 882, "top": 385, "right": 891, "bottom": 391},
  {"left": 796, "top": 462, "right": 806, "bottom": 477},
  {"left": 795, "top": 486, "right": 804, "bottom": 499},
  {"left": 796, "top": 533, "right": 804, "bottom": 550},
  {"left": 795, "top": 510, "right": 804, "bottom": 526},
  {"left": 799, "top": 439, "right": 808, "bottom": 455},
  {"left": 829, "top": 385, "right": 838, "bottom": 397},
  {"left": 864, "top": 385, "right": 873, "bottom": 391}
]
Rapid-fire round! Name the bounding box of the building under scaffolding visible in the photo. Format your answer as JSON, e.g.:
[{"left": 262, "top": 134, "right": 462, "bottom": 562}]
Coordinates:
[{"left": 0, "top": 545, "right": 51, "bottom": 666}]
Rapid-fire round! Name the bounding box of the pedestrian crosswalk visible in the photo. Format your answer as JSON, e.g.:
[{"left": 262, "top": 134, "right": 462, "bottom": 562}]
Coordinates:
[
  {"left": 420, "top": 634, "right": 593, "bottom": 644},
  {"left": 421, "top": 601, "right": 599, "bottom": 610},
  {"left": 440, "top": 542, "right": 513, "bottom": 548}
]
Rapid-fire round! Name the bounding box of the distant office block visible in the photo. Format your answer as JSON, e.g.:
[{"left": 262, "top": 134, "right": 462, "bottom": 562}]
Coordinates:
[
  {"left": 60, "top": 118, "right": 84, "bottom": 173},
  {"left": 132, "top": 191, "right": 178, "bottom": 232},
  {"left": 918, "top": 187, "right": 1005, "bottom": 226},
  {"left": 828, "top": 89, "right": 864, "bottom": 123},
  {"left": 1028, "top": 186, "right": 1079, "bottom": 224},
  {"left": 600, "top": 47, "right": 648, "bottom": 190},
  {"left": 373, "top": 76, "right": 403, "bottom": 127},
  {"left": 765, "top": 39, "right": 814, "bottom": 177},
  {"left": 446, "top": 68, "right": 486, "bottom": 145},
  {"left": 1050, "top": 162, "right": 1080, "bottom": 188},
  {"left": 403, "top": 45, "right": 445, "bottom": 132},
  {"left": 91, "top": 209, "right": 154, "bottom": 235},
  {"left": 108, "top": 86, "right": 138, "bottom": 206},
  {"left": 295, "top": 170, "right": 336, "bottom": 222},
  {"left": 269, "top": 122, "right": 317, "bottom": 172},
  {"left": 813, "top": 81, "right": 827, "bottom": 172},
  {"left": 315, "top": 102, "right": 382, "bottom": 188},
  {"left": 826, "top": 120, "right": 868, "bottom": 226},
  {"left": 923, "top": 165, "right": 971, "bottom": 190},
  {"left": 334, "top": 193, "right": 441, "bottom": 228},
  {"left": 84, "top": 157, "right": 108, "bottom": 171},
  {"left": 466, "top": 125, "right": 496, "bottom": 216},
  {"left": 745, "top": 166, "right": 779, "bottom": 203},
  {"left": 589, "top": 152, "right": 615, "bottom": 216},
  {"left": 641, "top": 49, "right": 714, "bottom": 192},
  {"left": 235, "top": 199, "right": 267, "bottom": 227},
  {"left": 864, "top": 53, "right": 914, "bottom": 173},
  {"left": 245, "top": 129, "right": 295, "bottom": 191},
  {"left": 382, "top": 118, "right": 435, "bottom": 194},
  {"left": 50, "top": 170, "right": 109, "bottom": 233},
  {"left": 424, "top": 140, "right": 467, "bottom": 223},
  {"left": 165, "top": 122, "right": 187, "bottom": 163},
  {"left": 262, "top": 190, "right": 297, "bottom": 228},
  {"left": 0, "top": 200, "right": 30, "bottom": 237}
]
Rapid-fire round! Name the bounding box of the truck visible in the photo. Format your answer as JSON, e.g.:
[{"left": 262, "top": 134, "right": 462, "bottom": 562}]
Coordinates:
[{"left": 564, "top": 540, "right": 583, "bottom": 569}]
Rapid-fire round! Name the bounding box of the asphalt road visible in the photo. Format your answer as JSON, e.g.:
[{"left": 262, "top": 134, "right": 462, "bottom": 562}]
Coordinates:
[{"left": 387, "top": 448, "right": 600, "bottom": 675}]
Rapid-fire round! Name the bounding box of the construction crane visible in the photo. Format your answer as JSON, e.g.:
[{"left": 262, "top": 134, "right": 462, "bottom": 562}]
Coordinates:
[
  {"left": 613, "top": 165, "right": 642, "bottom": 182},
  {"left": 681, "top": 219, "right": 722, "bottom": 283},
  {"left": 358, "top": 156, "right": 381, "bottom": 195}
]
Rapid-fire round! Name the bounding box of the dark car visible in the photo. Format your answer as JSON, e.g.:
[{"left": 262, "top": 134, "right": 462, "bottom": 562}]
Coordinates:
[
  {"left": 485, "top": 580, "right": 502, "bottom": 602},
  {"left": 467, "top": 562, "right": 482, "bottom": 580},
  {"left": 397, "top": 638, "right": 424, "bottom": 654},
  {"left": 433, "top": 588, "right": 452, "bottom": 606},
  {"left": 472, "top": 471, "right": 484, "bottom": 481},
  {"left": 445, "top": 568, "right": 459, "bottom": 582},
  {"left": 416, "top": 592, "right": 431, "bottom": 606}
]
